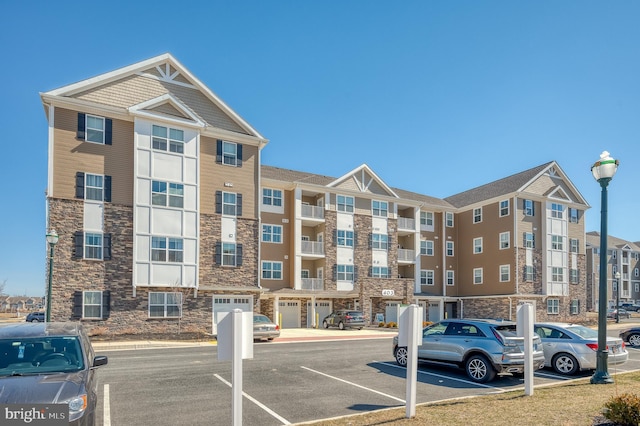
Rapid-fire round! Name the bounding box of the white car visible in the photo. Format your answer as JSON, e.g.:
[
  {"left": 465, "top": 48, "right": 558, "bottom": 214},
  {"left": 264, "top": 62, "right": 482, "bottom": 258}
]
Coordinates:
[{"left": 534, "top": 323, "right": 628, "bottom": 375}]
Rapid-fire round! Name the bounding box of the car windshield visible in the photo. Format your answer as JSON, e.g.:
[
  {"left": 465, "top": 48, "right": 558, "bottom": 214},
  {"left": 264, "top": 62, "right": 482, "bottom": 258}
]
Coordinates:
[
  {"left": 0, "top": 336, "right": 84, "bottom": 376},
  {"left": 253, "top": 315, "right": 271, "bottom": 324},
  {"left": 494, "top": 324, "right": 517, "bottom": 337},
  {"left": 566, "top": 325, "right": 598, "bottom": 339}
]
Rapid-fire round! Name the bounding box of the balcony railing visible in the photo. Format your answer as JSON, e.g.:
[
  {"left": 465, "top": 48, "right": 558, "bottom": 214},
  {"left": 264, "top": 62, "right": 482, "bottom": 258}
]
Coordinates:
[
  {"left": 301, "top": 241, "right": 324, "bottom": 256},
  {"left": 301, "top": 204, "right": 324, "bottom": 220},
  {"left": 301, "top": 278, "right": 324, "bottom": 291},
  {"left": 397, "top": 217, "right": 415, "bottom": 231},
  {"left": 397, "top": 249, "right": 415, "bottom": 262}
]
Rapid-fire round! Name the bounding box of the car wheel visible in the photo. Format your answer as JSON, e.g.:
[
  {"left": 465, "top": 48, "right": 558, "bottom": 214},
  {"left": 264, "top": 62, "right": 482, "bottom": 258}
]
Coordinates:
[
  {"left": 323, "top": 320, "right": 329, "bottom": 329},
  {"left": 465, "top": 354, "right": 496, "bottom": 383},
  {"left": 552, "top": 353, "right": 579, "bottom": 375},
  {"left": 338, "top": 321, "right": 345, "bottom": 330},
  {"left": 395, "top": 346, "right": 408, "bottom": 367},
  {"left": 628, "top": 334, "right": 640, "bottom": 346},
  {"left": 31, "top": 319, "right": 39, "bottom": 323}
]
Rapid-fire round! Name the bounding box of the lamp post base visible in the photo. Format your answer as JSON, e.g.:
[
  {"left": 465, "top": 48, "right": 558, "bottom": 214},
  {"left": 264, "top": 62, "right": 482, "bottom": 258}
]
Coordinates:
[
  {"left": 591, "top": 349, "right": 614, "bottom": 384},
  {"left": 590, "top": 372, "right": 614, "bottom": 384}
]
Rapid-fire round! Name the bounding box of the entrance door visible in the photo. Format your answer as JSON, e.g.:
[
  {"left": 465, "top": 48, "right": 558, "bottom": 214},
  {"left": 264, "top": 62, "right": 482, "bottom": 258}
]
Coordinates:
[{"left": 307, "top": 301, "right": 331, "bottom": 328}]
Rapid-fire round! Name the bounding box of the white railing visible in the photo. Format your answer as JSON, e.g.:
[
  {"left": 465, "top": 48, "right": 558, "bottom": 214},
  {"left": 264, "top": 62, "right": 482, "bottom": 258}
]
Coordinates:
[
  {"left": 301, "top": 241, "right": 324, "bottom": 255},
  {"left": 397, "top": 249, "right": 415, "bottom": 262},
  {"left": 301, "top": 204, "right": 324, "bottom": 220},
  {"left": 397, "top": 217, "right": 415, "bottom": 231},
  {"left": 301, "top": 278, "right": 324, "bottom": 291}
]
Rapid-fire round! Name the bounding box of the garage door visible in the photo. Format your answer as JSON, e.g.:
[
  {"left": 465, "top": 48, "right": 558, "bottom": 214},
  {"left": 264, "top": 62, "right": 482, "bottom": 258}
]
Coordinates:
[
  {"left": 212, "top": 295, "right": 253, "bottom": 335},
  {"left": 279, "top": 301, "right": 300, "bottom": 328},
  {"left": 307, "top": 301, "right": 331, "bottom": 328},
  {"left": 385, "top": 302, "right": 399, "bottom": 324}
]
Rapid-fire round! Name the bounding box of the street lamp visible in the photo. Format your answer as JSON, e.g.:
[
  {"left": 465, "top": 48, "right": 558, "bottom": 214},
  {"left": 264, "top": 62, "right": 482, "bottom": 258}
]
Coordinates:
[
  {"left": 590, "top": 151, "right": 619, "bottom": 385},
  {"left": 45, "top": 229, "right": 59, "bottom": 322},
  {"left": 615, "top": 271, "right": 621, "bottom": 323}
]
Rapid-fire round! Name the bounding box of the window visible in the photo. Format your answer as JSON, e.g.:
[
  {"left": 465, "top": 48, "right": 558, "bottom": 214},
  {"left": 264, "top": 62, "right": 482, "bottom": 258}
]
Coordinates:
[
  {"left": 612, "top": 250, "right": 617, "bottom": 259},
  {"left": 262, "top": 225, "right": 283, "bottom": 243},
  {"left": 524, "top": 265, "right": 535, "bottom": 281},
  {"left": 336, "top": 265, "right": 354, "bottom": 281},
  {"left": 445, "top": 212, "right": 454, "bottom": 227},
  {"left": 262, "top": 261, "right": 283, "bottom": 279},
  {"left": 524, "top": 199, "right": 534, "bottom": 216},
  {"left": 77, "top": 113, "right": 112, "bottom": 145},
  {"left": 446, "top": 270, "right": 454, "bottom": 286},
  {"left": 636, "top": 283, "right": 639, "bottom": 293},
  {"left": 551, "top": 235, "right": 563, "bottom": 251},
  {"left": 371, "top": 267, "right": 390, "bottom": 278},
  {"left": 569, "top": 208, "right": 579, "bottom": 223},
  {"left": 372, "top": 200, "right": 388, "bottom": 217},
  {"left": 84, "top": 233, "right": 103, "bottom": 260},
  {"left": 337, "top": 195, "right": 354, "bottom": 213},
  {"left": 152, "top": 125, "right": 184, "bottom": 153},
  {"left": 371, "top": 234, "right": 388, "bottom": 250},
  {"left": 570, "top": 269, "right": 579, "bottom": 284},
  {"left": 216, "top": 191, "right": 242, "bottom": 216},
  {"left": 337, "top": 230, "right": 354, "bottom": 247},
  {"left": 524, "top": 232, "right": 535, "bottom": 248},
  {"left": 220, "top": 243, "right": 241, "bottom": 267},
  {"left": 446, "top": 241, "right": 454, "bottom": 256},
  {"left": 421, "top": 270, "right": 434, "bottom": 285},
  {"left": 83, "top": 291, "right": 102, "bottom": 319},
  {"left": 473, "top": 237, "right": 483, "bottom": 254},
  {"left": 149, "top": 292, "right": 182, "bottom": 318},
  {"left": 500, "top": 265, "right": 510, "bottom": 282},
  {"left": 217, "top": 140, "right": 243, "bottom": 167},
  {"left": 151, "top": 237, "right": 183, "bottom": 262},
  {"left": 473, "top": 208, "right": 482, "bottom": 223},
  {"left": 421, "top": 240, "right": 434, "bottom": 256},
  {"left": 85, "top": 174, "right": 104, "bottom": 201},
  {"left": 547, "top": 299, "right": 559, "bottom": 315},
  {"left": 635, "top": 268, "right": 639, "bottom": 277},
  {"left": 552, "top": 267, "right": 564, "bottom": 282},
  {"left": 499, "top": 232, "right": 510, "bottom": 249},
  {"left": 262, "top": 188, "right": 283, "bottom": 206},
  {"left": 152, "top": 181, "right": 184, "bottom": 208},
  {"left": 551, "top": 203, "right": 564, "bottom": 219},
  {"left": 613, "top": 265, "right": 617, "bottom": 274},
  {"left": 500, "top": 200, "right": 509, "bottom": 217},
  {"left": 420, "top": 212, "right": 434, "bottom": 227},
  {"left": 570, "top": 238, "right": 579, "bottom": 253},
  {"left": 473, "top": 268, "right": 483, "bottom": 284},
  {"left": 301, "top": 270, "right": 310, "bottom": 279},
  {"left": 570, "top": 299, "right": 580, "bottom": 315}
]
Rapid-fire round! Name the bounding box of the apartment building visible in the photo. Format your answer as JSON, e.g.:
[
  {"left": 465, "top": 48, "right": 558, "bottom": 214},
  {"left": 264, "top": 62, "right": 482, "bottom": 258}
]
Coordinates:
[
  {"left": 586, "top": 232, "right": 640, "bottom": 311},
  {"left": 41, "top": 54, "right": 591, "bottom": 337}
]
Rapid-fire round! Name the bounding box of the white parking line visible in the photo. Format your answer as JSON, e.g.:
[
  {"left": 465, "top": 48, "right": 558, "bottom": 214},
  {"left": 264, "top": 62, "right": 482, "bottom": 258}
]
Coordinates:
[
  {"left": 300, "top": 366, "right": 406, "bottom": 403},
  {"left": 213, "top": 374, "right": 291, "bottom": 425},
  {"left": 103, "top": 384, "right": 111, "bottom": 426}
]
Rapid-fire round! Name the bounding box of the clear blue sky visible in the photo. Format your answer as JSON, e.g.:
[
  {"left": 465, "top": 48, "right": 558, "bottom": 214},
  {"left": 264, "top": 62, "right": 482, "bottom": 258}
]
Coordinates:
[{"left": 1, "top": 1, "right": 639, "bottom": 296}]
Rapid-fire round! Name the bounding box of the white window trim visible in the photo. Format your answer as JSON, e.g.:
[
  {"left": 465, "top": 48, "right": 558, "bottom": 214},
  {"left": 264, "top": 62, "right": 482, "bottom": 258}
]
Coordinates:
[
  {"left": 473, "top": 237, "right": 483, "bottom": 254},
  {"left": 473, "top": 268, "right": 483, "bottom": 285},
  {"left": 473, "top": 207, "right": 482, "bottom": 224},
  {"left": 262, "top": 224, "right": 283, "bottom": 243},
  {"left": 337, "top": 195, "right": 355, "bottom": 213},
  {"left": 499, "top": 200, "right": 509, "bottom": 217},
  {"left": 499, "top": 265, "right": 510, "bottom": 282},
  {"left": 446, "top": 241, "right": 454, "bottom": 257},
  {"left": 547, "top": 299, "right": 560, "bottom": 315},
  {"left": 85, "top": 114, "right": 105, "bottom": 144},
  {"left": 84, "top": 232, "right": 103, "bottom": 260},
  {"left": 446, "top": 270, "right": 455, "bottom": 286},
  {"left": 261, "top": 261, "right": 283, "bottom": 280},
  {"left": 499, "top": 232, "right": 510, "bottom": 250},
  {"left": 149, "top": 292, "right": 183, "bottom": 318},
  {"left": 83, "top": 290, "right": 103, "bottom": 319}
]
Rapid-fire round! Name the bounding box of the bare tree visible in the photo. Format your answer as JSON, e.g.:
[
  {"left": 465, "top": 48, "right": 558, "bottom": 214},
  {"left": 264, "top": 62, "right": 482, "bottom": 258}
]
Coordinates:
[
  {"left": 0, "top": 279, "right": 6, "bottom": 296},
  {"left": 170, "top": 281, "right": 194, "bottom": 335}
]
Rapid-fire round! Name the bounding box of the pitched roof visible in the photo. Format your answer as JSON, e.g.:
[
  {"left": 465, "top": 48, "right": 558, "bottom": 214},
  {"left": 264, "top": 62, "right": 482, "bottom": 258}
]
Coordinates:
[
  {"left": 586, "top": 231, "right": 640, "bottom": 252},
  {"left": 444, "top": 162, "right": 554, "bottom": 208}
]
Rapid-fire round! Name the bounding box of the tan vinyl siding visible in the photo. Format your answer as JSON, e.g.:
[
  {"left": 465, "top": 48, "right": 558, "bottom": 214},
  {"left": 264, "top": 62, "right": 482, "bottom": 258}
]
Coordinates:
[
  {"left": 200, "top": 135, "right": 258, "bottom": 219},
  {"left": 52, "top": 107, "right": 134, "bottom": 205}
]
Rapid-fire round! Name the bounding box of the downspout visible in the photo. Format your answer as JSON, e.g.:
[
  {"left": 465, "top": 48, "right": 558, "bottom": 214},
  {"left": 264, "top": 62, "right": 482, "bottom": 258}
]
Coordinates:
[
  {"left": 257, "top": 146, "right": 262, "bottom": 290},
  {"left": 514, "top": 195, "right": 519, "bottom": 295}
]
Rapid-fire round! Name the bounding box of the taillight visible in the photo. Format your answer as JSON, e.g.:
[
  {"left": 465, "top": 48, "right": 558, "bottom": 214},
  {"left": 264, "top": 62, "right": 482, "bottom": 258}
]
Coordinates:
[
  {"left": 586, "top": 343, "right": 610, "bottom": 351},
  {"left": 275, "top": 325, "right": 280, "bottom": 331},
  {"left": 491, "top": 329, "right": 505, "bottom": 345},
  {"left": 345, "top": 315, "right": 352, "bottom": 320}
]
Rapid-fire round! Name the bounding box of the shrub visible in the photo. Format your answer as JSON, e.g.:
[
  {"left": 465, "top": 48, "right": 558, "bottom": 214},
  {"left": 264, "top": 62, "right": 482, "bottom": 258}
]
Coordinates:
[
  {"left": 603, "top": 393, "right": 640, "bottom": 426},
  {"left": 385, "top": 321, "right": 398, "bottom": 328},
  {"left": 423, "top": 321, "right": 433, "bottom": 328},
  {"left": 378, "top": 322, "right": 386, "bottom": 327}
]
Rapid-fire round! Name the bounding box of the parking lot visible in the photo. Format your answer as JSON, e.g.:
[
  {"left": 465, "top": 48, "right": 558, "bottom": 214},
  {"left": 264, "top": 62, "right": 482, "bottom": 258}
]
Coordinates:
[{"left": 94, "top": 328, "right": 640, "bottom": 425}]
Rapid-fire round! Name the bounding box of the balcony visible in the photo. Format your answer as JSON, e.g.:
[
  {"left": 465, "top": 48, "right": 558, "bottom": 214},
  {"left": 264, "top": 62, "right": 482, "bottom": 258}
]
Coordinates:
[
  {"left": 300, "top": 278, "right": 324, "bottom": 291},
  {"left": 301, "top": 240, "right": 324, "bottom": 259},
  {"left": 397, "top": 248, "right": 415, "bottom": 263},
  {"left": 397, "top": 217, "right": 415, "bottom": 235},
  {"left": 301, "top": 204, "right": 324, "bottom": 226}
]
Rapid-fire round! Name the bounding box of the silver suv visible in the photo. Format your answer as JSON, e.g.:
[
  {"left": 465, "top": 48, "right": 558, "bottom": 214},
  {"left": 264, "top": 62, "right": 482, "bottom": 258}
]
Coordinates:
[{"left": 392, "top": 319, "right": 545, "bottom": 383}]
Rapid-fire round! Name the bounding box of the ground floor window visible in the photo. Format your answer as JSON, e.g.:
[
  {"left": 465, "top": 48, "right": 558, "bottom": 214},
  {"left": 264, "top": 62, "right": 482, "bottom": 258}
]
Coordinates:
[
  {"left": 547, "top": 299, "right": 560, "bottom": 314},
  {"left": 83, "top": 291, "right": 102, "bottom": 318},
  {"left": 149, "top": 292, "right": 182, "bottom": 318},
  {"left": 570, "top": 299, "right": 580, "bottom": 315}
]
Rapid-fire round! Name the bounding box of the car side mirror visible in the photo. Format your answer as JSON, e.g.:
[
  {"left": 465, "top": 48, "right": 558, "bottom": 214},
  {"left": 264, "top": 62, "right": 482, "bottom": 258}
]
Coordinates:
[{"left": 92, "top": 355, "right": 108, "bottom": 368}]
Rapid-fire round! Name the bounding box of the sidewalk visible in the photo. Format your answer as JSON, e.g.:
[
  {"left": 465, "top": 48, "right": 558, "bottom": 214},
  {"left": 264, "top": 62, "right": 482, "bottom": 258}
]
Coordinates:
[{"left": 91, "top": 326, "right": 396, "bottom": 351}]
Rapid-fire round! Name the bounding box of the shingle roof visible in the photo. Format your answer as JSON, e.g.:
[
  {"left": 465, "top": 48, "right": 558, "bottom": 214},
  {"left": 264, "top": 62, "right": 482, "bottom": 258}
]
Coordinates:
[
  {"left": 443, "top": 162, "right": 554, "bottom": 208},
  {"left": 586, "top": 231, "right": 640, "bottom": 251}
]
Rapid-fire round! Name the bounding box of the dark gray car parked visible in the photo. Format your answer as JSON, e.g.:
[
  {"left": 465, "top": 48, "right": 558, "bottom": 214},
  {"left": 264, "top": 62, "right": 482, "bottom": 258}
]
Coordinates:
[
  {"left": 0, "top": 322, "right": 108, "bottom": 425},
  {"left": 322, "top": 310, "right": 365, "bottom": 330}
]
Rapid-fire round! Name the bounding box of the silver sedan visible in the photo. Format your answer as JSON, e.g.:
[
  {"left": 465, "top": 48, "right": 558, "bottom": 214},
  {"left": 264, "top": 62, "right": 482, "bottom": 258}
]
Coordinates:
[{"left": 534, "top": 323, "right": 628, "bottom": 375}]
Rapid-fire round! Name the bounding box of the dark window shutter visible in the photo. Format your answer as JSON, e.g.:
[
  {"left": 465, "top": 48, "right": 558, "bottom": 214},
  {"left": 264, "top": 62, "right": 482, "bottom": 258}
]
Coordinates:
[
  {"left": 353, "top": 266, "right": 358, "bottom": 282},
  {"left": 103, "top": 233, "right": 112, "bottom": 260},
  {"left": 102, "top": 290, "right": 111, "bottom": 319},
  {"left": 388, "top": 234, "right": 392, "bottom": 251},
  {"left": 368, "top": 266, "right": 372, "bottom": 277},
  {"left": 77, "top": 113, "right": 86, "bottom": 140},
  {"left": 76, "top": 172, "right": 85, "bottom": 199},
  {"left": 237, "top": 194, "right": 243, "bottom": 216},
  {"left": 216, "top": 140, "right": 222, "bottom": 164},
  {"left": 215, "top": 191, "right": 222, "bottom": 214},
  {"left": 332, "top": 230, "right": 337, "bottom": 246},
  {"left": 105, "top": 119, "right": 112, "bottom": 145},
  {"left": 236, "top": 244, "right": 243, "bottom": 266},
  {"left": 72, "top": 291, "right": 83, "bottom": 318},
  {"left": 215, "top": 242, "right": 222, "bottom": 265},
  {"left": 387, "top": 269, "right": 392, "bottom": 279},
  {"left": 237, "top": 144, "right": 243, "bottom": 167},
  {"left": 104, "top": 175, "right": 112, "bottom": 202},
  {"left": 332, "top": 265, "right": 337, "bottom": 280},
  {"left": 74, "top": 231, "right": 84, "bottom": 259},
  {"left": 353, "top": 232, "right": 358, "bottom": 247},
  {"left": 368, "top": 234, "right": 372, "bottom": 249}
]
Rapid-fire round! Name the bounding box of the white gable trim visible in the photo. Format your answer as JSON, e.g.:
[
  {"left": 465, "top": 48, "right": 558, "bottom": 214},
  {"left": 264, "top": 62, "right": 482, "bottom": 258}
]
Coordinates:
[
  {"left": 547, "top": 187, "right": 571, "bottom": 202},
  {"left": 128, "top": 94, "right": 206, "bottom": 128},
  {"left": 518, "top": 161, "right": 590, "bottom": 207},
  {"left": 328, "top": 164, "right": 399, "bottom": 198}
]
